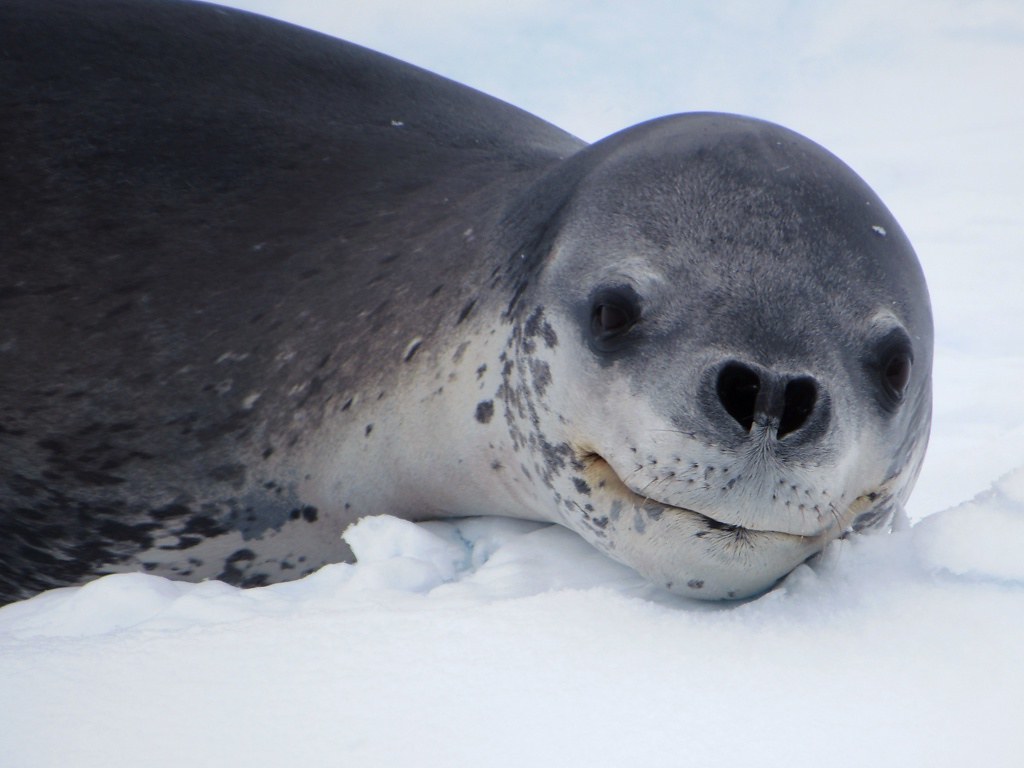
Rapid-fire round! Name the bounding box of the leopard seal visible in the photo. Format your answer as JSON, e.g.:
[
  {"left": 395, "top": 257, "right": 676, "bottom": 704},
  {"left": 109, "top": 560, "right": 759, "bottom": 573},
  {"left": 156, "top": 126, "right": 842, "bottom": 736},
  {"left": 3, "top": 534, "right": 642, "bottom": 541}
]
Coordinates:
[{"left": 0, "top": 0, "right": 932, "bottom": 603}]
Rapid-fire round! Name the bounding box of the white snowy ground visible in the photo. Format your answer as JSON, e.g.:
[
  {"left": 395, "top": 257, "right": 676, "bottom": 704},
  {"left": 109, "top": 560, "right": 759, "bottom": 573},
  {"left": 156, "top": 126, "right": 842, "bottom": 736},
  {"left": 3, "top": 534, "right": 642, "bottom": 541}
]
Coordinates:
[{"left": 3, "top": 2, "right": 1024, "bottom": 767}]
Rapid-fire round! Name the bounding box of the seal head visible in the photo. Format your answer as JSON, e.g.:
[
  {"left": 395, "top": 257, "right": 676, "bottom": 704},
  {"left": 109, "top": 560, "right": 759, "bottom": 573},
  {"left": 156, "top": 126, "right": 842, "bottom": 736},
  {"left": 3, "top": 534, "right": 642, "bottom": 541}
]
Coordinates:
[{"left": 493, "top": 114, "right": 932, "bottom": 598}]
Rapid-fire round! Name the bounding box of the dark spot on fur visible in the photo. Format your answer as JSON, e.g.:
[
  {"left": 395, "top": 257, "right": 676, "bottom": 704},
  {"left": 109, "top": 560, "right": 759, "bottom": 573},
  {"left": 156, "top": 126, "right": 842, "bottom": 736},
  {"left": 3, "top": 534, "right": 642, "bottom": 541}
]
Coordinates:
[
  {"left": 98, "top": 519, "right": 159, "bottom": 548},
  {"left": 530, "top": 359, "right": 551, "bottom": 397},
  {"left": 523, "top": 307, "right": 544, "bottom": 339},
  {"left": 183, "top": 515, "right": 226, "bottom": 537},
  {"left": 341, "top": 398, "right": 353, "bottom": 412},
  {"left": 216, "top": 548, "right": 258, "bottom": 585},
  {"left": 209, "top": 463, "right": 246, "bottom": 488},
  {"left": 240, "top": 573, "right": 269, "bottom": 588},
  {"left": 476, "top": 364, "right": 487, "bottom": 380},
  {"left": 456, "top": 299, "right": 476, "bottom": 325},
  {"left": 151, "top": 503, "right": 190, "bottom": 521},
  {"left": 365, "top": 424, "right": 373, "bottom": 436},
  {"left": 687, "top": 579, "right": 705, "bottom": 589},
  {"left": 609, "top": 500, "right": 623, "bottom": 521},
  {"left": 475, "top": 400, "right": 494, "bottom": 424},
  {"left": 572, "top": 477, "right": 591, "bottom": 495},
  {"left": 521, "top": 307, "right": 560, "bottom": 349},
  {"left": 490, "top": 460, "right": 502, "bottom": 470},
  {"left": 159, "top": 535, "right": 203, "bottom": 551}
]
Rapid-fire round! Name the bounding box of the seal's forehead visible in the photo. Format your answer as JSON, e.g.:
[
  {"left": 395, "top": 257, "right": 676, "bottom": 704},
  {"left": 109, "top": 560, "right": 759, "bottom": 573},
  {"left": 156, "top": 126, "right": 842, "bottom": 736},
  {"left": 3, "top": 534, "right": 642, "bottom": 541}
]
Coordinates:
[
  {"left": 545, "top": 114, "right": 931, "bottom": 348},
  {"left": 588, "top": 113, "right": 849, "bottom": 181},
  {"left": 562, "top": 116, "right": 911, "bottom": 267},
  {"left": 576, "top": 115, "right": 882, "bottom": 234}
]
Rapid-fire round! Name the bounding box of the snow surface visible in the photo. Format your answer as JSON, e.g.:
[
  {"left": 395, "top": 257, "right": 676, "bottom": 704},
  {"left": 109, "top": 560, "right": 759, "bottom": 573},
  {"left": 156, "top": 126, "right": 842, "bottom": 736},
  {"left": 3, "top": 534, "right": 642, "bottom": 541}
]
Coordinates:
[
  {"left": 3, "top": 487, "right": 1024, "bottom": 767},
  {"left": 3, "top": 2, "right": 1024, "bottom": 766}
]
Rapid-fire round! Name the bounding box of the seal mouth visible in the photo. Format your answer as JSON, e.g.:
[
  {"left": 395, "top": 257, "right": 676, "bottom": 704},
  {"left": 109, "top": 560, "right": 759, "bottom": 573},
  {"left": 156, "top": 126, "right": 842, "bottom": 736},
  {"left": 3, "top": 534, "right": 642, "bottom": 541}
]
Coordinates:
[
  {"left": 572, "top": 448, "right": 898, "bottom": 601},
  {"left": 578, "top": 450, "right": 836, "bottom": 543}
]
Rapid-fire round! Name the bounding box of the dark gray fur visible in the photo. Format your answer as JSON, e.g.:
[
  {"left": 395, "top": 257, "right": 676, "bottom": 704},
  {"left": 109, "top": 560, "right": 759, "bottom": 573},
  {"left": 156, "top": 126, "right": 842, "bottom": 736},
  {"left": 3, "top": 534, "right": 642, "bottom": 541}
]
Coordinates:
[{"left": 0, "top": 0, "right": 582, "bottom": 601}]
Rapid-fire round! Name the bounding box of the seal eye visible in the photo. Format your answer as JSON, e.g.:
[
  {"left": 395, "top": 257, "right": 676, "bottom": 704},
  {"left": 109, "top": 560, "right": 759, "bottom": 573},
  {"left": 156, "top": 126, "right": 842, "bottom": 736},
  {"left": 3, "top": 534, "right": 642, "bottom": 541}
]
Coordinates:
[
  {"left": 589, "top": 285, "right": 640, "bottom": 350},
  {"left": 870, "top": 330, "right": 914, "bottom": 409},
  {"left": 883, "top": 350, "right": 912, "bottom": 400},
  {"left": 596, "top": 303, "right": 630, "bottom": 334}
]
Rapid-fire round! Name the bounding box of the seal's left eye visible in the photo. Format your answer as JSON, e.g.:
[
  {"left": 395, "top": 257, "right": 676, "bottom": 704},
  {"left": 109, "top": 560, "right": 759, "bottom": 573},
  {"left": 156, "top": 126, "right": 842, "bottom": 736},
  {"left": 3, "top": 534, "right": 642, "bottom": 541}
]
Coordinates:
[
  {"left": 589, "top": 285, "right": 640, "bottom": 351},
  {"left": 883, "top": 350, "right": 912, "bottom": 400},
  {"left": 596, "top": 303, "right": 630, "bottom": 334},
  {"left": 868, "top": 329, "right": 914, "bottom": 410}
]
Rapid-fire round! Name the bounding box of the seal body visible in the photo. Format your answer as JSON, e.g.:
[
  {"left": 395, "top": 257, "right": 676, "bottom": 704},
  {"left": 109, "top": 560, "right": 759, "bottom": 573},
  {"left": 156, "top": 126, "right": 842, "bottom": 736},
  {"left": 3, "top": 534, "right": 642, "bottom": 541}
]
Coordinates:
[{"left": 0, "top": 0, "right": 931, "bottom": 603}]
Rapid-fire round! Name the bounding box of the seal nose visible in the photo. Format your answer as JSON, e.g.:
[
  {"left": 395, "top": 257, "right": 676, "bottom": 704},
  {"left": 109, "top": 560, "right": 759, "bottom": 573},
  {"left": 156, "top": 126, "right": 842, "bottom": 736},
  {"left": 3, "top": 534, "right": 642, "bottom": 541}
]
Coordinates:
[{"left": 715, "top": 361, "right": 820, "bottom": 440}]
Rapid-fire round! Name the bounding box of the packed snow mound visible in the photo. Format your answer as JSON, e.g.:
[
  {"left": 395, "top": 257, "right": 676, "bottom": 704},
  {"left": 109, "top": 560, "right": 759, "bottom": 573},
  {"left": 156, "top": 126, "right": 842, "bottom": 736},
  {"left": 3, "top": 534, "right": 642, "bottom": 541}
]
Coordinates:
[
  {"left": 2, "top": 469, "right": 1023, "bottom": 768},
  {"left": 914, "top": 467, "right": 1024, "bottom": 585}
]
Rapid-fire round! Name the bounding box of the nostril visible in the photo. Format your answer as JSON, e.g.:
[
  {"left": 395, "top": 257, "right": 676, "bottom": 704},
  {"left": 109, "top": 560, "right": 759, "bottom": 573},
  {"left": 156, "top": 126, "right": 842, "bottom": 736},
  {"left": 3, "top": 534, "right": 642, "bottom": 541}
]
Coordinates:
[
  {"left": 716, "top": 363, "right": 821, "bottom": 439},
  {"left": 778, "top": 377, "right": 817, "bottom": 439},
  {"left": 716, "top": 362, "right": 760, "bottom": 432}
]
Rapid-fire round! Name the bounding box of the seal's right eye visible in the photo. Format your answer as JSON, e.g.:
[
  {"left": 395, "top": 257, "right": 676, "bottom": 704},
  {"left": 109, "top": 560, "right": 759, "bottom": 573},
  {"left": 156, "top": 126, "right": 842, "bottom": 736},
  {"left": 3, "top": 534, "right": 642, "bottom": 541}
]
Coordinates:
[{"left": 589, "top": 285, "right": 641, "bottom": 350}]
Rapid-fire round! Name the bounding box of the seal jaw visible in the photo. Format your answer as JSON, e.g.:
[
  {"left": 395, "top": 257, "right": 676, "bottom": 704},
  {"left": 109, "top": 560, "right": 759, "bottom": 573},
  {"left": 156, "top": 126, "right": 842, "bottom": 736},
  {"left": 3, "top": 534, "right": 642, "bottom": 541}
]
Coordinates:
[{"left": 571, "top": 448, "right": 901, "bottom": 600}]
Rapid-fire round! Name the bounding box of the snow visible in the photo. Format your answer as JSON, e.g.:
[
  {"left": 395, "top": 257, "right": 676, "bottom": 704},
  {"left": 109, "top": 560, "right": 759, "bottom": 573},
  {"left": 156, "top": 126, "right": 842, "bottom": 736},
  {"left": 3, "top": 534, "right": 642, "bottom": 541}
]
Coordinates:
[
  {"left": 4, "top": 495, "right": 1024, "bottom": 767},
  {"left": 3, "top": 2, "right": 1024, "bottom": 766}
]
